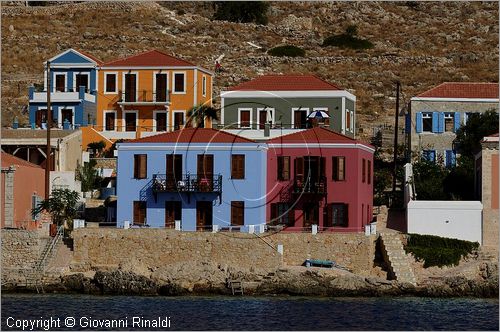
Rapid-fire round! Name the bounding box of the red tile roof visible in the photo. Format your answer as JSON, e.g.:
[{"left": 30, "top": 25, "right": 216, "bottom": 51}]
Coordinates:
[
  {"left": 228, "top": 74, "right": 342, "bottom": 91},
  {"left": 102, "top": 50, "right": 195, "bottom": 67},
  {"left": 1, "top": 151, "right": 43, "bottom": 169},
  {"left": 129, "top": 128, "right": 256, "bottom": 144},
  {"left": 74, "top": 49, "right": 103, "bottom": 65},
  {"left": 416, "top": 82, "right": 499, "bottom": 99},
  {"left": 267, "top": 127, "right": 359, "bottom": 144}
]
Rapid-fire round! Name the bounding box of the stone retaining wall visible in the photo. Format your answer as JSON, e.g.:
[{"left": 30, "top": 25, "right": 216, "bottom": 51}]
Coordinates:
[{"left": 72, "top": 229, "right": 376, "bottom": 275}]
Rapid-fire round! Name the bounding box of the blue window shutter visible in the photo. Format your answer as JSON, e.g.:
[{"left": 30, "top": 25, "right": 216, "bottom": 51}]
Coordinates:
[
  {"left": 432, "top": 112, "right": 439, "bottom": 133},
  {"left": 415, "top": 112, "right": 423, "bottom": 133},
  {"left": 405, "top": 113, "right": 411, "bottom": 133},
  {"left": 451, "top": 150, "right": 456, "bottom": 167},
  {"left": 431, "top": 150, "right": 436, "bottom": 163},
  {"left": 454, "top": 112, "right": 461, "bottom": 132},
  {"left": 438, "top": 112, "right": 445, "bottom": 133}
]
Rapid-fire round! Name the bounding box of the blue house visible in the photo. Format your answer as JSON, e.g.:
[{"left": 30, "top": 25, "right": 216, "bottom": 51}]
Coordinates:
[
  {"left": 28, "top": 49, "right": 102, "bottom": 129},
  {"left": 116, "top": 128, "right": 267, "bottom": 231}
]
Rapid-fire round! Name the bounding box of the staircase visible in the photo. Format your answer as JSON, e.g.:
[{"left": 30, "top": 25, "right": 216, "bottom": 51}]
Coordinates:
[
  {"left": 25, "top": 226, "right": 65, "bottom": 292},
  {"left": 228, "top": 279, "right": 244, "bottom": 295},
  {"left": 380, "top": 232, "right": 417, "bottom": 286}
]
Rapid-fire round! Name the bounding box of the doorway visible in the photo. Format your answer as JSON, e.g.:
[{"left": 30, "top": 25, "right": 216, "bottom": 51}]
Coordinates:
[
  {"left": 165, "top": 201, "right": 181, "bottom": 228},
  {"left": 303, "top": 202, "right": 319, "bottom": 228},
  {"left": 196, "top": 201, "right": 213, "bottom": 231}
]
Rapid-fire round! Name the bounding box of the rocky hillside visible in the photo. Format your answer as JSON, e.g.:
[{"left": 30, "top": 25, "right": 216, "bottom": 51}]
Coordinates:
[{"left": 1, "top": 1, "right": 498, "bottom": 141}]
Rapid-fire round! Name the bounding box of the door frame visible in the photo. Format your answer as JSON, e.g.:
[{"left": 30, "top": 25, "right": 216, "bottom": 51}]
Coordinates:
[
  {"left": 123, "top": 110, "right": 138, "bottom": 132},
  {"left": 173, "top": 110, "right": 185, "bottom": 131},
  {"left": 165, "top": 201, "right": 182, "bottom": 228},
  {"left": 122, "top": 71, "right": 139, "bottom": 102},
  {"left": 58, "top": 106, "right": 75, "bottom": 128},
  {"left": 196, "top": 201, "right": 213, "bottom": 231}
]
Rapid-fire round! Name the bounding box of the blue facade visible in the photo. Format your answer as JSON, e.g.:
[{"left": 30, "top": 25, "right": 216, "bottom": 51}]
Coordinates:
[
  {"left": 28, "top": 49, "right": 99, "bottom": 129},
  {"left": 116, "top": 142, "right": 267, "bottom": 231}
]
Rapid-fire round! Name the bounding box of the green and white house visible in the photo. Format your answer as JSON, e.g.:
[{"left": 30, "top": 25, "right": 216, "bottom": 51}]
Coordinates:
[{"left": 219, "top": 74, "right": 356, "bottom": 141}]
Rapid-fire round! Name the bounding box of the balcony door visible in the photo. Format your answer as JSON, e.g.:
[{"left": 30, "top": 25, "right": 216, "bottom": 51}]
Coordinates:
[
  {"left": 61, "top": 109, "right": 73, "bottom": 126},
  {"left": 294, "top": 109, "right": 308, "bottom": 129},
  {"left": 165, "top": 201, "right": 181, "bottom": 228},
  {"left": 295, "top": 156, "right": 325, "bottom": 192},
  {"left": 196, "top": 201, "right": 213, "bottom": 231},
  {"left": 166, "top": 154, "right": 182, "bottom": 189},
  {"left": 124, "top": 73, "right": 137, "bottom": 102},
  {"left": 197, "top": 154, "right": 214, "bottom": 191},
  {"left": 155, "top": 74, "right": 168, "bottom": 102},
  {"left": 55, "top": 74, "right": 65, "bottom": 92}
]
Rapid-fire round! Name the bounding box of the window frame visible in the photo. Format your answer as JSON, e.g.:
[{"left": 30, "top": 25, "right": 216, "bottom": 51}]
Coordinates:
[
  {"left": 153, "top": 72, "right": 169, "bottom": 102},
  {"left": 362, "top": 158, "right": 366, "bottom": 183},
  {"left": 444, "top": 112, "right": 454, "bottom": 132},
  {"left": 291, "top": 107, "right": 309, "bottom": 129},
  {"left": 104, "top": 72, "right": 118, "bottom": 94},
  {"left": 172, "top": 71, "right": 187, "bottom": 94},
  {"left": 73, "top": 72, "right": 90, "bottom": 93},
  {"left": 153, "top": 110, "right": 168, "bottom": 132},
  {"left": 238, "top": 108, "right": 252, "bottom": 129},
  {"left": 326, "top": 203, "right": 348, "bottom": 227},
  {"left": 104, "top": 110, "right": 117, "bottom": 131},
  {"left": 54, "top": 72, "right": 67, "bottom": 92},
  {"left": 422, "top": 112, "right": 433, "bottom": 132}
]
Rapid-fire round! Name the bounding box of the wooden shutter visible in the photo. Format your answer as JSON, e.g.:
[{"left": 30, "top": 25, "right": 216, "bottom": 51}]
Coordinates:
[
  {"left": 231, "top": 155, "right": 245, "bottom": 179},
  {"left": 278, "top": 156, "right": 290, "bottom": 181},
  {"left": 294, "top": 157, "right": 304, "bottom": 180},
  {"left": 332, "top": 156, "right": 345, "bottom": 181},
  {"left": 231, "top": 201, "right": 244, "bottom": 226},
  {"left": 367, "top": 160, "right": 372, "bottom": 185},
  {"left": 134, "top": 154, "right": 147, "bottom": 179},
  {"left": 362, "top": 159, "right": 366, "bottom": 183},
  {"left": 320, "top": 157, "right": 326, "bottom": 178},
  {"left": 134, "top": 201, "right": 146, "bottom": 225},
  {"left": 415, "top": 112, "right": 423, "bottom": 133}
]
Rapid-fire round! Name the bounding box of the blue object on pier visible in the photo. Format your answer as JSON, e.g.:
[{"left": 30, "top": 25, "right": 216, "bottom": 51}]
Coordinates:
[{"left": 304, "top": 259, "right": 334, "bottom": 268}]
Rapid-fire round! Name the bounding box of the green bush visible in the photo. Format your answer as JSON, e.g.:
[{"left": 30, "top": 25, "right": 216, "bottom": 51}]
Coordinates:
[
  {"left": 404, "top": 234, "right": 479, "bottom": 268},
  {"left": 213, "top": 1, "right": 269, "bottom": 25},
  {"left": 267, "top": 45, "right": 306, "bottom": 57},
  {"left": 322, "top": 34, "right": 374, "bottom": 50}
]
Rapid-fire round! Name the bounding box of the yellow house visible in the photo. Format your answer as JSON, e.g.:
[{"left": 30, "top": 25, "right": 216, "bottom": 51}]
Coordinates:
[{"left": 96, "top": 50, "right": 213, "bottom": 140}]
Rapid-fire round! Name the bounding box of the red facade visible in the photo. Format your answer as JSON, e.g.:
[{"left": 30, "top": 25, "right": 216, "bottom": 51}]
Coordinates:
[{"left": 266, "top": 128, "right": 374, "bottom": 232}]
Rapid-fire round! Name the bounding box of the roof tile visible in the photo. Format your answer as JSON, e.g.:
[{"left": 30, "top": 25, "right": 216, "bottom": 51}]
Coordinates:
[
  {"left": 102, "top": 50, "right": 195, "bottom": 67},
  {"left": 417, "top": 82, "right": 499, "bottom": 99},
  {"left": 1, "top": 151, "right": 43, "bottom": 169},
  {"left": 128, "top": 128, "right": 256, "bottom": 144},
  {"left": 267, "top": 127, "right": 366, "bottom": 145}
]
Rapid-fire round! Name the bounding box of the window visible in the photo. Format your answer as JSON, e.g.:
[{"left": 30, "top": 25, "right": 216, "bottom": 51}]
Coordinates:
[
  {"left": 133, "top": 201, "right": 146, "bottom": 225},
  {"left": 173, "top": 72, "right": 185, "bottom": 93},
  {"left": 124, "top": 112, "right": 137, "bottom": 131},
  {"left": 445, "top": 150, "right": 456, "bottom": 168},
  {"left": 202, "top": 75, "right": 207, "bottom": 96},
  {"left": 32, "top": 195, "right": 42, "bottom": 221},
  {"left": 239, "top": 109, "right": 251, "bottom": 128},
  {"left": 464, "top": 112, "right": 474, "bottom": 125},
  {"left": 105, "top": 112, "right": 116, "bottom": 131},
  {"left": 346, "top": 110, "right": 351, "bottom": 130},
  {"left": 55, "top": 74, "right": 65, "bottom": 92},
  {"left": 277, "top": 156, "right": 290, "bottom": 181},
  {"left": 422, "top": 112, "right": 432, "bottom": 132},
  {"left": 105, "top": 73, "right": 117, "bottom": 93},
  {"left": 367, "top": 160, "right": 372, "bottom": 185},
  {"left": 326, "top": 203, "right": 348, "bottom": 227},
  {"left": 350, "top": 111, "right": 354, "bottom": 132},
  {"left": 362, "top": 158, "right": 366, "bottom": 183},
  {"left": 231, "top": 155, "right": 245, "bottom": 179},
  {"left": 444, "top": 113, "right": 454, "bottom": 132},
  {"left": 332, "top": 156, "right": 345, "bottom": 181},
  {"left": 134, "top": 154, "right": 147, "bottom": 179},
  {"left": 422, "top": 150, "right": 436, "bottom": 163},
  {"left": 258, "top": 108, "right": 274, "bottom": 129},
  {"left": 231, "top": 201, "right": 244, "bottom": 226},
  {"left": 75, "top": 73, "right": 89, "bottom": 92},
  {"left": 271, "top": 203, "right": 294, "bottom": 226},
  {"left": 174, "top": 111, "right": 185, "bottom": 130}
]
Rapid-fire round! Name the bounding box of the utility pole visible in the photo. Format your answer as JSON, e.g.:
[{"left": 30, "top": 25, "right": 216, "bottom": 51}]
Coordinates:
[
  {"left": 45, "top": 61, "right": 51, "bottom": 198},
  {"left": 392, "top": 81, "right": 400, "bottom": 197}
]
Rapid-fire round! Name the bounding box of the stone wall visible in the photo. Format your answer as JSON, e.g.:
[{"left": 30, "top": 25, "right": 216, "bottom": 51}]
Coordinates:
[
  {"left": 481, "top": 146, "right": 499, "bottom": 249},
  {"left": 91, "top": 158, "right": 117, "bottom": 171},
  {"left": 1, "top": 229, "right": 43, "bottom": 280},
  {"left": 72, "top": 229, "right": 376, "bottom": 276}
]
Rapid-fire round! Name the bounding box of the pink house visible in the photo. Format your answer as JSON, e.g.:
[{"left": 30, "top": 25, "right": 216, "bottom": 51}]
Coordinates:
[
  {"left": 1, "top": 152, "right": 45, "bottom": 230},
  {"left": 266, "top": 127, "right": 374, "bottom": 232}
]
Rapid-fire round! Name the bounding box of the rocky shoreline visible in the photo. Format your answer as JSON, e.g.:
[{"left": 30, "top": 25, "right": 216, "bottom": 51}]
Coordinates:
[{"left": 3, "top": 265, "right": 498, "bottom": 298}]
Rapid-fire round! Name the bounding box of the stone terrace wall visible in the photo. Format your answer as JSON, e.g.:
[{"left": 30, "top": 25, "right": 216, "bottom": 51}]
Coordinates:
[
  {"left": 72, "top": 229, "right": 376, "bottom": 275},
  {"left": 1, "top": 229, "right": 45, "bottom": 283}
]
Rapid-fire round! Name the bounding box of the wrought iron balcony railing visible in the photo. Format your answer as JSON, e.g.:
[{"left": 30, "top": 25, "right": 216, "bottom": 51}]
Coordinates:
[
  {"left": 152, "top": 174, "right": 222, "bottom": 193},
  {"left": 293, "top": 176, "right": 327, "bottom": 195},
  {"left": 118, "top": 90, "right": 171, "bottom": 104}
]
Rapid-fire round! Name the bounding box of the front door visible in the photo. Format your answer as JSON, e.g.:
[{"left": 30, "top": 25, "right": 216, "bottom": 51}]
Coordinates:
[
  {"left": 125, "top": 112, "right": 136, "bottom": 131},
  {"left": 174, "top": 112, "right": 184, "bottom": 130},
  {"left": 61, "top": 109, "right": 73, "bottom": 127},
  {"left": 165, "top": 201, "right": 181, "bottom": 228},
  {"left": 196, "top": 201, "right": 213, "bottom": 231},
  {"left": 303, "top": 202, "right": 318, "bottom": 228}
]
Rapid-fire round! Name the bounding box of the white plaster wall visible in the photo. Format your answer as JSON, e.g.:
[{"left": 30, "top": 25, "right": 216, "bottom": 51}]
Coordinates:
[{"left": 407, "top": 200, "right": 483, "bottom": 244}]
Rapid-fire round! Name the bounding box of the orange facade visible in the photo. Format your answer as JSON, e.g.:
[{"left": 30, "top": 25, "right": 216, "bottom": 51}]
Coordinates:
[{"left": 94, "top": 51, "right": 213, "bottom": 140}]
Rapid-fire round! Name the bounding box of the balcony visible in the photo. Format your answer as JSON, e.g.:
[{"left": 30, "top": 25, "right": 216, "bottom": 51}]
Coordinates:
[
  {"left": 152, "top": 173, "right": 222, "bottom": 203},
  {"left": 117, "top": 90, "right": 170, "bottom": 106},
  {"left": 29, "top": 86, "right": 96, "bottom": 103},
  {"left": 293, "top": 176, "right": 327, "bottom": 195}
]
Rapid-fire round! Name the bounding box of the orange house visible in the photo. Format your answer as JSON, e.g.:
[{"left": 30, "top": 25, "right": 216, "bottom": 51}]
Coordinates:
[{"left": 96, "top": 50, "right": 213, "bottom": 140}]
